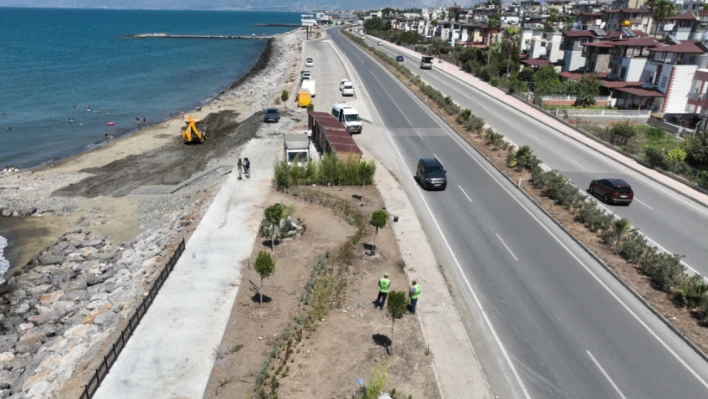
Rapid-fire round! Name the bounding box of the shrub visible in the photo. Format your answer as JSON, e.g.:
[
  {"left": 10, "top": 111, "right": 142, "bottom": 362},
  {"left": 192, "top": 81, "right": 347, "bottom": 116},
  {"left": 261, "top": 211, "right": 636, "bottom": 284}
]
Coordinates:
[
  {"left": 673, "top": 274, "right": 708, "bottom": 309},
  {"left": 485, "top": 129, "right": 505, "bottom": 148},
  {"left": 506, "top": 149, "right": 518, "bottom": 168},
  {"left": 639, "top": 248, "right": 686, "bottom": 292},
  {"left": 601, "top": 229, "right": 618, "bottom": 247},
  {"left": 575, "top": 201, "right": 613, "bottom": 232},
  {"left": 645, "top": 147, "right": 666, "bottom": 169},
  {"left": 463, "top": 115, "right": 485, "bottom": 133},
  {"left": 698, "top": 170, "right": 708, "bottom": 189},
  {"left": 490, "top": 76, "right": 499, "bottom": 87},
  {"left": 513, "top": 145, "right": 535, "bottom": 171},
  {"left": 306, "top": 103, "right": 314, "bottom": 112},
  {"left": 273, "top": 154, "right": 376, "bottom": 189},
  {"left": 456, "top": 109, "right": 472, "bottom": 124},
  {"left": 281, "top": 89, "right": 289, "bottom": 102},
  {"left": 619, "top": 232, "right": 647, "bottom": 263}
]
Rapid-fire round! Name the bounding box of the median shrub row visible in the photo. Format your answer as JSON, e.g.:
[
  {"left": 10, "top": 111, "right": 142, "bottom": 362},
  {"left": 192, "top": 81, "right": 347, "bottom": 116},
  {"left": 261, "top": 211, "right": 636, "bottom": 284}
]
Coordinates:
[
  {"left": 342, "top": 29, "right": 708, "bottom": 326},
  {"left": 273, "top": 153, "right": 376, "bottom": 190}
]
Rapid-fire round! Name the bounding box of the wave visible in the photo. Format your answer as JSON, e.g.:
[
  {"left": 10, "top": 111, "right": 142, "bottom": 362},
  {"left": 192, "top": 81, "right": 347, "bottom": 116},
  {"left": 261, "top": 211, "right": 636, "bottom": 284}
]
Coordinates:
[{"left": 0, "top": 235, "right": 9, "bottom": 285}]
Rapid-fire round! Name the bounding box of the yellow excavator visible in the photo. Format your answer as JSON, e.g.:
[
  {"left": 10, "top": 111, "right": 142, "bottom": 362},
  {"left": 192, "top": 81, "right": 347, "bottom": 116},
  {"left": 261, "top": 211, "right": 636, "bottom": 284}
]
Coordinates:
[{"left": 181, "top": 116, "right": 206, "bottom": 144}]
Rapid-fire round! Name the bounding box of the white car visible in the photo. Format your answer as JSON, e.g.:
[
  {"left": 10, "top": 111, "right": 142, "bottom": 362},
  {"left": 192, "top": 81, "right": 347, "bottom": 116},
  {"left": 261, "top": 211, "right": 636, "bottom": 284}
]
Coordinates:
[
  {"left": 377, "top": 41, "right": 383, "bottom": 46},
  {"left": 305, "top": 57, "right": 314, "bottom": 67},
  {"left": 341, "top": 81, "right": 354, "bottom": 96},
  {"left": 339, "top": 79, "right": 351, "bottom": 91}
]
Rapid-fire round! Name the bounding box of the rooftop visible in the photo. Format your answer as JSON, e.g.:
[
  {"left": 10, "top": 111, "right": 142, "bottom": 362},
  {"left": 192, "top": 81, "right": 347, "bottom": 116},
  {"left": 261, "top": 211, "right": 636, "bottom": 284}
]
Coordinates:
[
  {"left": 615, "top": 87, "right": 666, "bottom": 97},
  {"left": 522, "top": 58, "right": 552, "bottom": 67},
  {"left": 603, "top": 8, "right": 650, "bottom": 14},
  {"left": 649, "top": 40, "right": 708, "bottom": 54}
]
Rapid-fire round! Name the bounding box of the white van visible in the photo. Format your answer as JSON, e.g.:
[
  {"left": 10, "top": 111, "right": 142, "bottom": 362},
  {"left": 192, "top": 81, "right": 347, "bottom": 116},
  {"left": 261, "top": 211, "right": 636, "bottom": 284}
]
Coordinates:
[
  {"left": 301, "top": 79, "right": 316, "bottom": 97},
  {"left": 331, "top": 102, "right": 362, "bottom": 134}
]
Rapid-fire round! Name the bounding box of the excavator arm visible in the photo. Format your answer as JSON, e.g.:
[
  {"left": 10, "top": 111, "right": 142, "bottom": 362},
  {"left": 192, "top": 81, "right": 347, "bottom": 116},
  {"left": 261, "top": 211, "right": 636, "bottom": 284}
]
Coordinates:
[{"left": 181, "top": 116, "right": 205, "bottom": 143}]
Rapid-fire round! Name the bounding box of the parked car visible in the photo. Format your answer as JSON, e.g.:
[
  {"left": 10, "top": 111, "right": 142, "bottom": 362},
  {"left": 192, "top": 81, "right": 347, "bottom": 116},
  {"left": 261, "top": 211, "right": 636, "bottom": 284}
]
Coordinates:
[
  {"left": 305, "top": 57, "right": 314, "bottom": 67},
  {"left": 588, "top": 178, "right": 633, "bottom": 205},
  {"left": 396, "top": 55, "right": 404, "bottom": 62},
  {"left": 341, "top": 81, "right": 354, "bottom": 96},
  {"left": 339, "top": 79, "right": 352, "bottom": 91},
  {"left": 264, "top": 108, "right": 280, "bottom": 123},
  {"left": 377, "top": 41, "right": 383, "bottom": 46},
  {"left": 300, "top": 70, "right": 311, "bottom": 80},
  {"left": 416, "top": 158, "right": 447, "bottom": 190}
]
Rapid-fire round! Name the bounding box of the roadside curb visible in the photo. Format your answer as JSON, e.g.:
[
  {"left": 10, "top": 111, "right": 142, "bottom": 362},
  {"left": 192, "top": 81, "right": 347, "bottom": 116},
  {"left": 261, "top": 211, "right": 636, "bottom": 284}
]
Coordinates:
[{"left": 379, "top": 39, "right": 708, "bottom": 210}]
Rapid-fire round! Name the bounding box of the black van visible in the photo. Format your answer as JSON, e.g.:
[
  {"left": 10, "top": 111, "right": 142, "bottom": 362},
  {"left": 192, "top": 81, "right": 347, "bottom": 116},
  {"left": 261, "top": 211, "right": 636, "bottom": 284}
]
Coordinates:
[{"left": 416, "top": 158, "right": 447, "bottom": 190}]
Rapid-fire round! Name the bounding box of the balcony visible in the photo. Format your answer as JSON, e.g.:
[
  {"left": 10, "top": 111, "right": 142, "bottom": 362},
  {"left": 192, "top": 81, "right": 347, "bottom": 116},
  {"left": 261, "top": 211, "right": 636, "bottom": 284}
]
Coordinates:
[{"left": 688, "top": 92, "right": 708, "bottom": 109}]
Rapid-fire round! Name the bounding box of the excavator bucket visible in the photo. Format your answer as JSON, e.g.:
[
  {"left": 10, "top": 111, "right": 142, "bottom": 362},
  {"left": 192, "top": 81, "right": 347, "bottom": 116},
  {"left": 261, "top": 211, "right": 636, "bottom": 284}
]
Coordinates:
[{"left": 181, "top": 116, "right": 205, "bottom": 144}]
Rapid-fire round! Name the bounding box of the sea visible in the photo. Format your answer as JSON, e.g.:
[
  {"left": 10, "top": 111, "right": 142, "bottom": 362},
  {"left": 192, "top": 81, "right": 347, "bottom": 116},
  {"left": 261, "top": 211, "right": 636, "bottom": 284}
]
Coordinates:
[{"left": 0, "top": 7, "right": 300, "bottom": 278}]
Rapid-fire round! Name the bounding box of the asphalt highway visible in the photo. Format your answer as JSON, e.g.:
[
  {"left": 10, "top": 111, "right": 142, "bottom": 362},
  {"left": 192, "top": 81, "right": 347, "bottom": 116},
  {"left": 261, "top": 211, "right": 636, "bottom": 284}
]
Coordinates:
[
  {"left": 329, "top": 28, "right": 708, "bottom": 399},
  {"left": 362, "top": 34, "right": 708, "bottom": 279}
]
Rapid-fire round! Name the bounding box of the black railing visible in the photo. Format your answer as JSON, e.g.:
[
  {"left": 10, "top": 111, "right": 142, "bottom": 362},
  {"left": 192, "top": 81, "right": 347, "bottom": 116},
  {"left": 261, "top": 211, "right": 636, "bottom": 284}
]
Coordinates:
[{"left": 79, "top": 238, "right": 186, "bottom": 399}]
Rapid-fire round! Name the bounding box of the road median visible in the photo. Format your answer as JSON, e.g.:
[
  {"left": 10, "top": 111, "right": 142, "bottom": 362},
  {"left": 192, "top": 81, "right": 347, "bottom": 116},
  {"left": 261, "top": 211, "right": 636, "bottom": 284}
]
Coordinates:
[{"left": 342, "top": 29, "right": 708, "bottom": 362}]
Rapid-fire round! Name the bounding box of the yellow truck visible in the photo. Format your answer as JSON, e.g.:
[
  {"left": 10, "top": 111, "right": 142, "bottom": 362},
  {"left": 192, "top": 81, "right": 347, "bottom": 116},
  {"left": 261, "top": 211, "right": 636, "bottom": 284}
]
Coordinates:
[{"left": 297, "top": 89, "right": 312, "bottom": 108}]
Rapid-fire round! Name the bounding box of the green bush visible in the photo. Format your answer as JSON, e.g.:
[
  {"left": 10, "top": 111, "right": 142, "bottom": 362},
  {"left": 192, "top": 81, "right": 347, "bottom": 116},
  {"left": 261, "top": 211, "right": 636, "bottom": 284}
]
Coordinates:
[
  {"left": 463, "top": 115, "right": 485, "bottom": 133},
  {"left": 698, "top": 170, "right": 708, "bottom": 189},
  {"left": 456, "top": 109, "right": 472, "bottom": 124},
  {"left": 645, "top": 147, "right": 666, "bottom": 169},
  {"left": 673, "top": 274, "right": 708, "bottom": 309},
  {"left": 619, "top": 232, "right": 647, "bottom": 264},
  {"left": 273, "top": 153, "right": 375, "bottom": 189},
  {"left": 574, "top": 201, "right": 613, "bottom": 232},
  {"left": 638, "top": 248, "right": 686, "bottom": 292},
  {"left": 281, "top": 89, "right": 289, "bottom": 102},
  {"left": 485, "top": 129, "right": 505, "bottom": 148}
]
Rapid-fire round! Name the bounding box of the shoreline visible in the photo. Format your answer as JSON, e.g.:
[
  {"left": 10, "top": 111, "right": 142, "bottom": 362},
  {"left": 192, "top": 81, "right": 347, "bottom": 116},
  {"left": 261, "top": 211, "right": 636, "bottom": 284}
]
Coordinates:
[{"left": 27, "top": 34, "right": 279, "bottom": 173}]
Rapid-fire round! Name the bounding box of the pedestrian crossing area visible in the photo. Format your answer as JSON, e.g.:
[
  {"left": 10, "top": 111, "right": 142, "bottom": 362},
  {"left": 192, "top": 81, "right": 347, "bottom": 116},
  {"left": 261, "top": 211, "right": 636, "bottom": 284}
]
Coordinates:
[{"left": 388, "top": 128, "right": 448, "bottom": 137}]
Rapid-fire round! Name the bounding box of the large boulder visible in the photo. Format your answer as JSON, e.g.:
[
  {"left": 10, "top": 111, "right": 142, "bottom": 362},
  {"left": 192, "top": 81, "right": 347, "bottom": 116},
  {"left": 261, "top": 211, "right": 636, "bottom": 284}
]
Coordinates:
[
  {"left": 14, "top": 337, "right": 41, "bottom": 354},
  {"left": 37, "top": 254, "right": 64, "bottom": 266},
  {"left": 0, "top": 336, "right": 18, "bottom": 354}
]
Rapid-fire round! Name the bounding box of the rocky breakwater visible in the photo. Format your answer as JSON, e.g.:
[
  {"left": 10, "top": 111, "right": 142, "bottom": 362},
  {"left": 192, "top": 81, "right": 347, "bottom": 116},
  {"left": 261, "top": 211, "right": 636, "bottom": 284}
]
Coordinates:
[
  {"left": 219, "top": 29, "right": 305, "bottom": 115},
  {"left": 0, "top": 211, "right": 193, "bottom": 398}
]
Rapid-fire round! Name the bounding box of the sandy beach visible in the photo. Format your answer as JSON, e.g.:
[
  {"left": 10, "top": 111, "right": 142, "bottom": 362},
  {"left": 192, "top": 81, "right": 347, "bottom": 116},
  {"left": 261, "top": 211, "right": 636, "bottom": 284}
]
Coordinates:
[{"left": 0, "top": 27, "right": 306, "bottom": 398}]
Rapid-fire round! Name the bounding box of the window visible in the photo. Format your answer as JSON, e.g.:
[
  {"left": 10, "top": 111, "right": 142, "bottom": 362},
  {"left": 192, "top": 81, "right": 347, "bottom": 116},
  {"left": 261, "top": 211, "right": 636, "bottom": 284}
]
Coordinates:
[
  {"left": 621, "top": 66, "right": 627, "bottom": 80},
  {"left": 660, "top": 76, "right": 668, "bottom": 87}
]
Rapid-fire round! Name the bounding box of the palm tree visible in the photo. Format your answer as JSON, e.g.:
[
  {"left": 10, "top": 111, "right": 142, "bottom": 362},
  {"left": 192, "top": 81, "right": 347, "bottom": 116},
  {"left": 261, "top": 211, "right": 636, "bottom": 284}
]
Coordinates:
[
  {"left": 649, "top": 0, "right": 677, "bottom": 37},
  {"left": 611, "top": 218, "right": 636, "bottom": 250},
  {"left": 546, "top": 8, "right": 560, "bottom": 30},
  {"left": 502, "top": 27, "right": 520, "bottom": 78},
  {"left": 429, "top": 37, "right": 443, "bottom": 57}
]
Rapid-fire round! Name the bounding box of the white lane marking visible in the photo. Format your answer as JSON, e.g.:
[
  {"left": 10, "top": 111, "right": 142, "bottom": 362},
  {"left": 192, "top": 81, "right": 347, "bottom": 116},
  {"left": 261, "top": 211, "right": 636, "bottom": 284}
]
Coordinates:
[
  {"left": 345, "top": 34, "right": 532, "bottom": 399},
  {"left": 586, "top": 350, "right": 628, "bottom": 399},
  {"left": 496, "top": 233, "right": 519, "bottom": 262},
  {"left": 359, "top": 56, "right": 414, "bottom": 127},
  {"left": 633, "top": 197, "right": 654, "bottom": 210},
  {"left": 433, "top": 153, "right": 440, "bottom": 162},
  {"left": 380, "top": 54, "right": 708, "bottom": 389},
  {"left": 564, "top": 155, "right": 585, "bottom": 168},
  {"left": 458, "top": 185, "right": 473, "bottom": 203}
]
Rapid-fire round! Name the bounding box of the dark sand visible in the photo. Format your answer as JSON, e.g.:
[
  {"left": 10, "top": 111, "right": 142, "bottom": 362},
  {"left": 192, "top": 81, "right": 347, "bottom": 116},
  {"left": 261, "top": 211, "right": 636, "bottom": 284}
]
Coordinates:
[
  {"left": 0, "top": 214, "right": 76, "bottom": 275},
  {"left": 54, "top": 110, "right": 263, "bottom": 198}
]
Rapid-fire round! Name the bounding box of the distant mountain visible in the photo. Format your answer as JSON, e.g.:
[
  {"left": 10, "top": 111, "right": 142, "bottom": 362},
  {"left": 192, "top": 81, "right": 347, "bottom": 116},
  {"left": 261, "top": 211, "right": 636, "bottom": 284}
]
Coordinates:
[{"left": 0, "top": 0, "right": 450, "bottom": 10}]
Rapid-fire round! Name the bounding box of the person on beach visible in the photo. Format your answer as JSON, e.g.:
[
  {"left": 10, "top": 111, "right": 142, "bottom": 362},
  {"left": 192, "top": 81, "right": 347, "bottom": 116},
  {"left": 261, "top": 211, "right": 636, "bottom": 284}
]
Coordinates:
[
  {"left": 244, "top": 158, "right": 250, "bottom": 178},
  {"left": 104, "top": 130, "right": 109, "bottom": 142},
  {"left": 180, "top": 110, "right": 185, "bottom": 120},
  {"left": 237, "top": 158, "right": 243, "bottom": 180},
  {"left": 136, "top": 117, "right": 140, "bottom": 126},
  {"left": 142, "top": 116, "right": 146, "bottom": 127}
]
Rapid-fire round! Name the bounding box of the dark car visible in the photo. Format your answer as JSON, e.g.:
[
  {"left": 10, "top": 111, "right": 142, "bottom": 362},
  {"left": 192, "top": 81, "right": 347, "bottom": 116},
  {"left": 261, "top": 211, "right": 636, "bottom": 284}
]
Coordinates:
[
  {"left": 588, "top": 178, "right": 633, "bottom": 205},
  {"left": 416, "top": 158, "right": 447, "bottom": 190},
  {"left": 264, "top": 108, "right": 280, "bottom": 123},
  {"left": 396, "top": 55, "right": 404, "bottom": 62}
]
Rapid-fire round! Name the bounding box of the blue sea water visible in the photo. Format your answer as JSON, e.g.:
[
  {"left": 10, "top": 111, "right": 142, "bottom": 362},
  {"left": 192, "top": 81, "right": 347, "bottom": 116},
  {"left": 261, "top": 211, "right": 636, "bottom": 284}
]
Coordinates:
[
  {"left": 0, "top": 7, "right": 299, "bottom": 278},
  {"left": 0, "top": 7, "right": 300, "bottom": 169}
]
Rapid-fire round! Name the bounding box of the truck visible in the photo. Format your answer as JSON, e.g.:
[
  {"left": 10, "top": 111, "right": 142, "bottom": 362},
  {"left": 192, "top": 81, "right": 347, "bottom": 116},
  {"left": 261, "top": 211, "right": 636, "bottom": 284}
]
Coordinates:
[
  {"left": 420, "top": 56, "right": 434, "bottom": 69},
  {"left": 297, "top": 89, "right": 312, "bottom": 108},
  {"left": 301, "top": 79, "right": 316, "bottom": 98},
  {"left": 331, "top": 102, "right": 362, "bottom": 134},
  {"left": 284, "top": 134, "right": 310, "bottom": 166}
]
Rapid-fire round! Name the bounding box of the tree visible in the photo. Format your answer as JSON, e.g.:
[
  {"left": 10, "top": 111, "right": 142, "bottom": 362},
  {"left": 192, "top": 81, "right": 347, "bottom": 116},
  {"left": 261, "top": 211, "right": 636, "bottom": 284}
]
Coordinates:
[
  {"left": 370, "top": 209, "right": 387, "bottom": 253},
  {"left": 648, "top": 0, "right": 677, "bottom": 37},
  {"left": 573, "top": 75, "right": 602, "bottom": 106},
  {"left": 429, "top": 37, "right": 443, "bottom": 57},
  {"left": 546, "top": 8, "right": 560, "bottom": 29},
  {"left": 254, "top": 250, "right": 275, "bottom": 306},
  {"left": 684, "top": 131, "right": 708, "bottom": 169},
  {"left": 281, "top": 89, "right": 289, "bottom": 102},
  {"left": 611, "top": 218, "right": 635, "bottom": 250},
  {"left": 502, "top": 27, "right": 520, "bottom": 78},
  {"left": 386, "top": 291, "right": 407, "bottom": 355},
  {"left": 533, "top": 65, "right": 561, "bottom": 95},
  {"left": 665, "top": 147, "right": 687, "bottom": 172},
  {"left": 264, "top": 203, "right": 284, "bottom": 251}
]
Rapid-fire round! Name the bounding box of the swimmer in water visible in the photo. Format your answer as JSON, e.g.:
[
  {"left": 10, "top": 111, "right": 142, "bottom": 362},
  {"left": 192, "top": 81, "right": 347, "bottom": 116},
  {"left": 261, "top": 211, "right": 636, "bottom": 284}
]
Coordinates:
[
  {"left": 4, "top": 127, "right": 13, "bottom": 130},
  {"left": 87, "top": 105, "right": 91, "bottom": 111}
]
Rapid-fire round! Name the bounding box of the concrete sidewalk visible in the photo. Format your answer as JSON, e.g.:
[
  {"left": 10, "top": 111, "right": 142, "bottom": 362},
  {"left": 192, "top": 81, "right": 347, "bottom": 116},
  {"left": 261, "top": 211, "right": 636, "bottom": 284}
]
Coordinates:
[
  {"left": 371, "top": 36, "right": 708, "bottom": 208},
  {"left": 325, "top": 31, "right": 493, "bottom": 399},
  {"left": 93, "top": 136, "right": 278, "bottom": 399}
]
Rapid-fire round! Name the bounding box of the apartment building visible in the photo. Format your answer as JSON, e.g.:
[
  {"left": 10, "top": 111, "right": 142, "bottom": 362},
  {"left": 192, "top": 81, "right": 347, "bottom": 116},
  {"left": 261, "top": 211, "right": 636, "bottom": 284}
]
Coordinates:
[
  {"left": 661, "top": 10, "right": 708, "bottom": 40},
  {"left": 671, "top": 0, "right": 708, "bottom": 12},
  {"left": 603, "top": 8, "right": 652, "bottom": 32},
  {"left": 529, "top": 30, "right": 565, "bottom": 62},
  {"left": 645, "top": 39, "right": 708, "bottom": 112}
]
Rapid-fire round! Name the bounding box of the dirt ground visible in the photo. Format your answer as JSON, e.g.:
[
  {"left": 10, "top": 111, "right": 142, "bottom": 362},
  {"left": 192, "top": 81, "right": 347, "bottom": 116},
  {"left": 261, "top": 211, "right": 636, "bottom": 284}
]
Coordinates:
[
  {"left": 204, "top": 186, "right": 439, "bottom": 399},
  {"left": 53, "top": 110, "right": 263, "bottom": 198}
]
